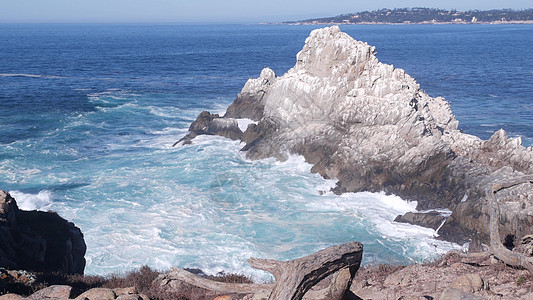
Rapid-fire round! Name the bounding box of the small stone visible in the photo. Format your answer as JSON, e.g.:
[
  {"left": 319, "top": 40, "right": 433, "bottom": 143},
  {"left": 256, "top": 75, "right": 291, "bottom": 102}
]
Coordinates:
[
  {"left": 0, "top": 294, "right": 24, "bottom": 300},
  {"left": 352, "top": 279, "right": 369, "bottom": 290},
  {"left": 116, "top": 295, "right": 142, "bottom": 300},
  {"left": 75, "top": 288, "right": 116, "bottom": 300},
  {"left": 384, "top": 272, "right": 410, "bottom": 286},
  {"left": 490, "top": 255, "right": 499, "bottom": 264},
  {"left": 249, "top": 290, "right": 270, "bottom": 300},
  {"left": 440, "top": 287, "right": 485, "bottom": 300},
  {"left": 114, "top": 287, "right": 136, "bottom": 296},
  {"left": 328, "top": 268, "right": 352, "bottom": 300},
  {"left": 449, "top": 273, "right": 484, "bottom": 293},
  {"left": 28, "top": 285, "right": 72, "bottom": 299}
]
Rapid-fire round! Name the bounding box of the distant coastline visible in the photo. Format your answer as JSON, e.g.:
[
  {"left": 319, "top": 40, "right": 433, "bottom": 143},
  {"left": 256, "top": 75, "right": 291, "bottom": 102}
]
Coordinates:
[
  {"left": 283, "top": 7, "right": 533, "bottom": 25},
  {"left": 282, "top": 20, "right": 533, "bottom": 25}
]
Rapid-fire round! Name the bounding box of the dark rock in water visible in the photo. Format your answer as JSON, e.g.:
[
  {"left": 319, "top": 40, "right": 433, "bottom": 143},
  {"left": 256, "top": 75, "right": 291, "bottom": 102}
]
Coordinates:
[
  {"left": 0, "top": 190, "right": 86, "bottom": 274},
  {"left": 173, "top": 111, "right": 243, "bottom": 146},
  {"left": 175, "top": 68, "right": 277, "bottom": 147},
  {"left": 177, "top": 26, "right": 533, "bottom": 245},
  {"left": 394, "top": 211, "right": 446, "bottom": 231}
]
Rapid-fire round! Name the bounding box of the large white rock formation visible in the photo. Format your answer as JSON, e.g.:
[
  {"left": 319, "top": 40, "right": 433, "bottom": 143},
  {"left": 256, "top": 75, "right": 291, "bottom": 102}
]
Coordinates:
[{"left": 178, "top": 26, "right": 533, "bottom": 245}]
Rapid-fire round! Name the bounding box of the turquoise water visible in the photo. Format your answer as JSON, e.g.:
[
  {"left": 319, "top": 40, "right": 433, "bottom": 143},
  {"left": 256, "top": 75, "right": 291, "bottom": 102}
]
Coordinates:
[{"left": 0, "top": 24, "right": 531, "bottom": 279}]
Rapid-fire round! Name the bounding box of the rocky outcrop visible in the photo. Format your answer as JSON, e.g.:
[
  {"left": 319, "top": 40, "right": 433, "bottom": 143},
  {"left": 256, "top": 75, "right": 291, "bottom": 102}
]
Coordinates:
[
  {"left": 0, "top": 191, "right": 86, "bottom": 274},
  {"left": 155, "top": 241, "right": 362, "bottom": 300},
  {"left": 0, "top": 284, "right": 149, "bottom": 300},
  {"left": 224, "top": 67, "right": 276, "bottom": 121},
  {"left": 394, "top": 211, "right": 446, "bottom": 231},
  {"left": 177, "top": 26, "right": 533, "bottom": 245},
  {"left": 174, "top": 111, "right": 243, "bottom": 145}
]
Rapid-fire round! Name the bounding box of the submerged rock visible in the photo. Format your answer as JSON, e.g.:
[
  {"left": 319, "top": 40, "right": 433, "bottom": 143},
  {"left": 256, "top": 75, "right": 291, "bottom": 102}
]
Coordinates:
[
  {"left": 394, "top": 211, "right": 446, "bottom": 231},
  {"left": 177, "top": 26, "right": 533, "bottom": 244},
  {"left": 0, "top": 190, "right": 86, "bottom": 274}
]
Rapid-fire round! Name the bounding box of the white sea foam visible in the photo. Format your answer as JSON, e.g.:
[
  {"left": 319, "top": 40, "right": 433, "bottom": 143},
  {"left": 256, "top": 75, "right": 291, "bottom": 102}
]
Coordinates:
[
  {"left": 309, "top": 191, "right": 458, "bottom": 255},
  {"left": 5, "top": 88, "right": 460, "bottom": 279},
  {"left": 0, "top": 162, "right": 43, "bottom": 184},
  {"left": 236, "top": 118, "right": 257, "bottom": 132},
  {"left": 0, "top": 73, "right": 66, "bottom": 78},
  {"left": 9, "top": 190, "right": 53, "bottom": 211},
  {"left": 480, "top": 123, "right": 504, "bottom": 127},
  {"left": 148, "top": 106, "right": 182, "bottom": 118},
  {"left": 418, "top": 208, "right": 453, "bottom": 217}
]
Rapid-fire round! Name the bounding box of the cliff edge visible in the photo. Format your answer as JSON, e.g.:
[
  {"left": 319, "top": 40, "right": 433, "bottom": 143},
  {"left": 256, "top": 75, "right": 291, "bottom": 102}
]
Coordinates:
[
  {"left": 0, "top": 190, "right": 86, "bottom": 274},
  {"left": 177, "top": 26, "right": 533, "bottom": 245}
]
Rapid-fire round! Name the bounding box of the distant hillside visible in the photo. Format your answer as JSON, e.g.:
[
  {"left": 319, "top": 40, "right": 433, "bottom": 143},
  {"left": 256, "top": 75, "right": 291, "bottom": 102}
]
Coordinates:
[{"left": 285, "top": 8, "right": 533, "bottom": 24}]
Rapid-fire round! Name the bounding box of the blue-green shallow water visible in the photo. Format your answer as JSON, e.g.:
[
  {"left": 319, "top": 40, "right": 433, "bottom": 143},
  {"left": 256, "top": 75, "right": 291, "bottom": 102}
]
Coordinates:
[{"left": 0, "top": 24, "right": 531, "bottom": 279}]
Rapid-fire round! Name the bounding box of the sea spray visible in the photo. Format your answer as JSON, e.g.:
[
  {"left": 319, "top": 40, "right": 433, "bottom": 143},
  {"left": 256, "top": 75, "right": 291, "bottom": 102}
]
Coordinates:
[{"left": 9, "top": 190, "right": 53, "bottom": 211}]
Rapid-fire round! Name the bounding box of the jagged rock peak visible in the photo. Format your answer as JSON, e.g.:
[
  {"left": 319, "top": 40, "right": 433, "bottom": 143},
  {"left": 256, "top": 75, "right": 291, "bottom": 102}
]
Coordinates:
[
  {"left": 262, "top": 26, "right": 458, "bottom": 135},
  {"left": 294, "top": 25, "right": 378, "bottom": 76},
  {"left": 240, "top": 67, "right": 277, "bottom": 95}
]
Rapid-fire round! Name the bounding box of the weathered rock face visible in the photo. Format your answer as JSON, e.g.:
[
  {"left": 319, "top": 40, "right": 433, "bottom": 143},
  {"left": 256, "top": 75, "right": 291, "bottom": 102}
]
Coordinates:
[
  {"left": 224, "top": 67, "right": 276, "bottom": 121},
  {"left": 174, "top": 111, "right": 243, "bottom": 146},
  {"left": 0, "top": 190, "right": 86, "bottom": 274},
  {"left": 178, "top": 26, "right": 533, "bottom": 245}
]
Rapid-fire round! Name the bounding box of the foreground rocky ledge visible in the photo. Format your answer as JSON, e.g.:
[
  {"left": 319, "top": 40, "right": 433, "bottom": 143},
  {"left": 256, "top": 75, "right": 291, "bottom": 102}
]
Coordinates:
[
  {"left": 177, "top": 26, "right": 533, "bottom": 246},
  {"left": 352, "top": 252, "right": 533, "bottom": 299},
  {"left": 157, "top": 242, "right": 362, "bottom": 300},
  {"left": 0, "top": 190, "right": 86, "bottom": 275},
  {"left": 2, "top": 243, "right": 533, "bottom": 299}
]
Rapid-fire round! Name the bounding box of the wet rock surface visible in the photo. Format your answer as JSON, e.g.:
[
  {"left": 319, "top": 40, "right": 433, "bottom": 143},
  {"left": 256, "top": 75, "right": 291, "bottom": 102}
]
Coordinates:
[
  {"left": 174, "top": 111, "right": 243, "bottom": 145},
  {"left": 394, "top": 212, "right": 446, "bottom": 231}
]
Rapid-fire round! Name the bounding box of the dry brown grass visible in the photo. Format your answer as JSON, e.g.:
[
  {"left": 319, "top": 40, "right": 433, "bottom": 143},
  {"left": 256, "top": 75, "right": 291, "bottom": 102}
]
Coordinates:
[
  {"left": 0, "top": 266, "right": 255, "bottom": 300},
  {"left": 206, "top": 271, "right": 254, "bottom": 284}
]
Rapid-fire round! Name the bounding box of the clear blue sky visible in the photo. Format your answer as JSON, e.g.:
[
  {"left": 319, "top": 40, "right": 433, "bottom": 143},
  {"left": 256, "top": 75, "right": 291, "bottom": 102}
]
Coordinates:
[{"left": 0, "top": 0, "right": 531, "bottom": 23}]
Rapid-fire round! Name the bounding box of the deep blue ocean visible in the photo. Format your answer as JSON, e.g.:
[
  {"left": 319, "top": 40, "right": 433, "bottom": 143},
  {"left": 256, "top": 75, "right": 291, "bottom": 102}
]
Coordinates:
[{"left": 0, "top": 24, "right": 532, "bottom": 279}]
